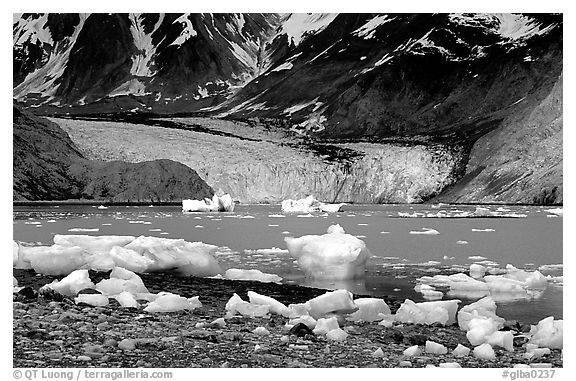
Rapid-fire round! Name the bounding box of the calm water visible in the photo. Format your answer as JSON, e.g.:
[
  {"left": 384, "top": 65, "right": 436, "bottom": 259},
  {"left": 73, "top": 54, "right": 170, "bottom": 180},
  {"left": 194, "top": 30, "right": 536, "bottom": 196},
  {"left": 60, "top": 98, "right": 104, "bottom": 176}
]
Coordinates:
[{"left": 13, "top": 203, "right": 562, "bottom": 323}]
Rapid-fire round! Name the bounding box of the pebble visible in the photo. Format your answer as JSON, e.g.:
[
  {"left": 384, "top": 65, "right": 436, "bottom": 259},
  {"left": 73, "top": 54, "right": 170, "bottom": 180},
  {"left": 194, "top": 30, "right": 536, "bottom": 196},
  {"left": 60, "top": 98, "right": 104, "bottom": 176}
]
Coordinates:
[
  {"left": 103, "top": 338, "right": 118, "bottom": 347},
  {"left": 77, "top": 355, "right": 92, "bottom": 362},
  {"left": 118, "top": 339, "right": 137, "bottom": 351},
  {"left": 399, "top": 360, "right": 412, "bottom": 367}
]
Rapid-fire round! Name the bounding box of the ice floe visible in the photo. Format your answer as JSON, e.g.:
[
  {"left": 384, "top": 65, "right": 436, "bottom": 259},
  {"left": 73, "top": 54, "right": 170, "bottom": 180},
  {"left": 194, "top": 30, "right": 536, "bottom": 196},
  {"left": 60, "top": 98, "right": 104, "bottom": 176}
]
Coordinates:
[
  {"left": 409, "top": 228, "right": 440, "bottom": 235},
  {"left": 223, "top": 268, "right": 282, "bottom": 283},
  {"left": 281, "top": 195, "right": 345, "bottom": 213},
  {"left": 182, "top": 193, "right": 235, "bottom": 212},
  {"left": 285, "top": 224, "right": 370, "bottom": 280}
]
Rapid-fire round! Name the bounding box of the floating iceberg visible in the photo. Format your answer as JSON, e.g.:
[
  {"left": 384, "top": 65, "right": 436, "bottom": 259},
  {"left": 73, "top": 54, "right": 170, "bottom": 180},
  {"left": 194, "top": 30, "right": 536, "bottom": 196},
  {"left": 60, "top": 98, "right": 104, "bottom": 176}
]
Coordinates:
[
  {"left": 224, "top": 269, "right": 282, "bottom": 283},
  {"left": 143, "top": 292, "right": 202, "bottom": 313},
  {"left": 409, "top": 228, "right": 440, "bottom": 235},
  {"left": 281, "top": 195, "right": 345, "bottom": 213},
  {"left": 182, "top": 193, "right": 235, "bottom": 212},
  {"left": 346, "top": 298, "right": 391, "bottom": 322},
  {"left": 394, "top": 299, "right": 460, "bottom": 325},
  {"left": 305, "top": 289, "right": 358, "bottom": 319},
  {"left": 40, "top": 269, "right": 95, "bottom": 297},
  {"left": 417, "top": 273, "right": 490, "bottom": 296},
  {"left": 285, "top": 224, "right": 371, "bottom": 280}
]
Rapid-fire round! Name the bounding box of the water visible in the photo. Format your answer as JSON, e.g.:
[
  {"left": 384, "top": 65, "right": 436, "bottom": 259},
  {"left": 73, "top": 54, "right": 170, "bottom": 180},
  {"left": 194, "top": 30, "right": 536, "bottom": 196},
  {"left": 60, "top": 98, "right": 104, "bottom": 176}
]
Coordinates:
[{"left": 13, "top": 203, "right": 562, "bottom": 324}]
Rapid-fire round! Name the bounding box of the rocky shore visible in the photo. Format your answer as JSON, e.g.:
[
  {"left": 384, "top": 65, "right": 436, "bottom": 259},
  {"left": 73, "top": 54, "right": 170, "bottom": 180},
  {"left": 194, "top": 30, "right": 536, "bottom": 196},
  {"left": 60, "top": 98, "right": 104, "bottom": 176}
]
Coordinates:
[{"left": 13, "top": 269, "right": 562, "bottom": 368}]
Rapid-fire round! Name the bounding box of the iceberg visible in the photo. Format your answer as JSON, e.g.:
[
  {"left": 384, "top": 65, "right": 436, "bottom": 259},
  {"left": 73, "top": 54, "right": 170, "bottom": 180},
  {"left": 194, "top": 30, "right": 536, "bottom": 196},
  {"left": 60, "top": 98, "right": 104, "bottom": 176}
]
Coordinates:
[
  {"left": 528, "top": 317, "right": 563, "bottom": 349},
  {"left": 182, "top": 193, "right": 235, "bottom": 212},
  {"left": 108, "top": 246, "right": 155, "bottom": 273},
  {"left": 124, "top": 236, "right": 222, "bottom": 276},
  {"left": 409, "top": 228, "right": 440, "bottom": 235},
  {"left": 473, "top": 343, "right": 496, "bottom": 360},
  {"left": 416, "top": 273, "right": 489, "bottom": 296},
  {"left": 305, "top": 289, "right": 358, "bottom": 319},
  {"left": 18, "top": 244, "right": 86, "bottom": 275},
  {"left": 75, "top": 293, "right": 109, "bottom": 307},
  {"left": 457, "top": 296, "right": 505, "bottom": 331},
  {"left": 95, "top": 267, "right": 149, "bottom": 296},
  {"left": 281, "top": 195, "right": 345, "bottom": 213},
  {"left": 225, "top": 293, "right": 270, "bottom": 318},
  {"left": 394, "top": 299, "right": 460, "bottom": 325},
  {"left": 224, "top": 269, "right": 282, "bottom": 283},
  {"left": 40, "top": 269, "right": 94, "bottom": 297},
  {"left": 313, "top": 317, "right": 340, "bottom": 335},
  {"left": 247, "top": 291, "right": 289, "bottom": 316},
  {"left": 346, "top": 298, "right": 391, "bottom": 322},
  {"left": 285, "top": 224, "right": 371, "bottom": 280},
  {"left": 143, "top": 292, "right": 202, "bottom": 313}
]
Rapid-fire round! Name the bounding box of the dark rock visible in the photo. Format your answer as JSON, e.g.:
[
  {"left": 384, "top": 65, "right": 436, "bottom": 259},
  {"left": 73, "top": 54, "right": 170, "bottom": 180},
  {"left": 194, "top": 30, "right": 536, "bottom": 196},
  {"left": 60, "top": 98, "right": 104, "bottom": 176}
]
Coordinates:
[
  {"left": 78, "top": 288, "right": 102, "bottom": 295},
  {"left": 17, "top": 286, "right": 38, "bottom": 300},
  {"left": 513, "top": 336, "right": 530, "bottom": 347},
  {"left": 288, "top": 323, "right": 315, "bottom": 338},
  {"left": 406, "top": 333, "right": 428, "bottom": 346}
]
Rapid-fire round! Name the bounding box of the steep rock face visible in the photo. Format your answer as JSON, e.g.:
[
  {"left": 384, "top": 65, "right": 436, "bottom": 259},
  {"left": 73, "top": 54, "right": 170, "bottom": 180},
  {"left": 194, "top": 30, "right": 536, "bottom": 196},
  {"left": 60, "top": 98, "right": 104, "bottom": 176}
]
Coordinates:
[
  {"left": 433, "top": 72, "right": 562, "bottom": 204},
  {"left": 13, "top": 13, "right": 281, "bottom": 113},
  {"left": 13, "top": 106, "right": 213, "bottom": 202}
]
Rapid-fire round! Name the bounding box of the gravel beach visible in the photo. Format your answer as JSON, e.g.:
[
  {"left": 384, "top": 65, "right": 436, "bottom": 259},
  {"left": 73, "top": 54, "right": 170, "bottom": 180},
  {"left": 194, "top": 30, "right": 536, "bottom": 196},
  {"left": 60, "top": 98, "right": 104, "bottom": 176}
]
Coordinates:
[{"left": 13, "top": 269, "right": 562, "bottom": 368}]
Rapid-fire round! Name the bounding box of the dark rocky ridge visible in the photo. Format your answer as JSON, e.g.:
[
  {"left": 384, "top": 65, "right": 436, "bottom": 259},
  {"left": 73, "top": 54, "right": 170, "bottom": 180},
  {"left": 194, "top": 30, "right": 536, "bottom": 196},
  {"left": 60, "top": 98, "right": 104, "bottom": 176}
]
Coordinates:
[{"left": 13, "top": 106, "right": 213, "bottom": 202}]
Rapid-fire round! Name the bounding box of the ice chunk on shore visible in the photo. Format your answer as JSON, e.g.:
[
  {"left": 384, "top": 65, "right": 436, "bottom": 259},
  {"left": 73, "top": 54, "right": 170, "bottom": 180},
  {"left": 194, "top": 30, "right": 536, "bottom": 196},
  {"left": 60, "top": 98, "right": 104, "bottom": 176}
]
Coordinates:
[
  {"left": 326, "top": 328, "right": 348, "bottom": 341},
  {"left": 346, "top": 298, "right": 391, "bottom": 322},
  {"left": 403, "top": 345, "right": 422, "bottom": 357},
  {"left": 144, "top": 293, "right": 202, "bottom": 313},
  {"left": 19, "top": 244, "right": 86, "bottom": 275},
  {"left": 13, "top": 241, "right": 19, "bottom": 267},
  {"left": 75, "top": 293, "right": 109, "bottom": 307},
  {"left": 452, "top": 344, "right": 471, "bottom": 357},
  {"left": 466, "top": 318, "right": 501, "bottom": 346},
  {"left": 425, "top": 340, "right": 448, "bottom": 354},
  {"left": 224, "top": 269, "right": 282, "bottom": 283},
  {"left": 40, "top": 269, "right": 94, "bottom": 297},
  {"left": 473, "top": 343, "right": 496, "bottom": 360},
  {"left": 285, "top": 224, "right": 370, "bottom": 280},
  {"left": 395, "top": 299, "right": 460, "bottom": 325},
  {"left": 313, "top": 316, "right": 340, "bottom": 335},
  {"left": 108, "top": 246, "right": 155, "bottom": 273},
  {"left": 114, "top": 291, "right": 139, "bottom": 308},
  {"left": 528, "top": 317, "right": 563, "bottom": 349},
  {"left": 457, "top": 296, "right": 505, "bottom": 331},
  {"left": 305, "top": 289, "right": 358, "bottom": 319},
  {"left": 486, "top": 331, "right": 514, "bottom": 351},
  {"left": 225, "top": 293, "right": 270, "bottom": 318},
  {"left": 124, "top": 236, "right": 221, "bottom": 276},
  {"left": 289, "top": 315, "right": 317, "bottom": 329},
  {"left": 95, "top": 267, "right": 149, "bottom": 295},
  {"left": 247, "top": 291, "right": 289, "bottom": 316}
]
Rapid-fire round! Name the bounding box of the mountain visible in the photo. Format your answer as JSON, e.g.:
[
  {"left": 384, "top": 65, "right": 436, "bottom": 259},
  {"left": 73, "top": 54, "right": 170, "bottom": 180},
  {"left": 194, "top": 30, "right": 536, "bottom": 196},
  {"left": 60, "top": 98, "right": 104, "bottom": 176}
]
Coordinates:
[
  {"left": 13, "top": 105, "right": 214, "bottom": 202},
  {"left": 13, "top": 13, "right": 563, "bottom": 204}
]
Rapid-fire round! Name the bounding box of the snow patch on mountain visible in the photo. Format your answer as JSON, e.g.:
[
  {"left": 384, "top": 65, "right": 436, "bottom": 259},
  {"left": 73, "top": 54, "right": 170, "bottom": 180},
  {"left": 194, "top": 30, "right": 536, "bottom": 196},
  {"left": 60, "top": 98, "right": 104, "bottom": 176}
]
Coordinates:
[
  {"left": 13, "top": 13, "right": 90, "bottom": 104},
  {"left": 279, "top": 13, "right": 338, "bottom": 46},
  {"left": 129, "top": 13, "right": 164, "bottom": 77},
  {"left": 353, "top": 15, "right": 394, "bottom": 39},
  {"left": 271, "top": 62, "right": 293, "bottom": 72},
  {"left": 109, "top": 79, "right": 150, "bottom": 97},
  {"left": 170, "top": 13, "right": 197, "bottom": 47},
  {"left": 13, "top": 14, "right": 53, "bottom": 46},
  {"left": 494, "top": 13, "right": 557, "bottom": 40}
]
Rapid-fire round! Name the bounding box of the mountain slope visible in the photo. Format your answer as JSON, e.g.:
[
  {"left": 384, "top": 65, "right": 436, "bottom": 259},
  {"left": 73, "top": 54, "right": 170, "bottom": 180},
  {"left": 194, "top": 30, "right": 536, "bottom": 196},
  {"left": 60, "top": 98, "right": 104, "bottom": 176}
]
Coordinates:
[{"left": 13, "top": 105, "right": 213, "bottom": 202}]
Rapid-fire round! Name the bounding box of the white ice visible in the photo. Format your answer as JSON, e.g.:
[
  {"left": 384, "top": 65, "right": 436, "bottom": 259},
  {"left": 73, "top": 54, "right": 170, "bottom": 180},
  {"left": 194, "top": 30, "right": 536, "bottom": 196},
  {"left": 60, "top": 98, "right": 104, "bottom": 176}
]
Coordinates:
[
  {"left": 247, "top": 291, "right": 289, "bottom": 316},
  {"left": 305, "top": 289, "right": 358, "bottom": 319},
  {"left": 182, "top": 193, "right": 235, "bottom": 212},
  {"left": 473, "top": 343, "right": 496, "bottom": 360},
  {"left": 425, "top": 340, "right": 448, "bottom": 354},
  {"left": 18, "top": 244, "right": 86, "bottom": 275},
  {"left": 452, "top": 344, "right": 471, "bottom": 357},
  {"left": 325, "top": 328, "right": 348, "bottom": 342},
  {"left": 285, "top": 224, "right": 370, "bottom": 280},
  {"left": 346, "top": 298, "right": 391, "bottom": 322},
  {"left": 225, "top": 293, "right": 270, "bottom": 318},
  {"left": 224, "top": 269, "right": 282, "bottom": 283},
  {"left": 528, "top": 317, "right": 563, "bottom": 349},
  {"left": 457, "top": 296, "right": 505, "bottom": 331},
  {"left": 403, "top": 345, "right": 422, "bottom": 357},
  {"left": 75, "top": 293, "right": 109, "bottom": 307},
  {"left": 143, "top": 292, "right": 202, "bottom": 313},
  {"left": 470, "top": 264, "right": 487, "bottom": 279},
  {"left": 409, "top": 228, "right": 440, "bottom": 235},
  {"left": 394, "top": 299, "right": 460, "bottom": 325},
  {"left": 95, "top": 267, "right": 149, "bottom": 296},
  {"left": 281, "top": 195, "right": 344, "bottom": 213},
  {"left": 40, "top": 269, "right": 95, "bottom": 297},
  {"left": 113, "top": 291, "right": 139, "bottom": 308},
  {"left": 312, "top": 316, "right": 340, "bottom": 335}
]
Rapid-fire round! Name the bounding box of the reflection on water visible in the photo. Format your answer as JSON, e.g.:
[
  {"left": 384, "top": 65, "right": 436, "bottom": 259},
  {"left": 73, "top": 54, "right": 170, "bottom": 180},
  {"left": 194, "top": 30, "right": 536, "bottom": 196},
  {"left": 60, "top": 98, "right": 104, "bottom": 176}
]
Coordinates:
[{"left": 13, "top": 203, "right": 562, "bottom": 323}]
